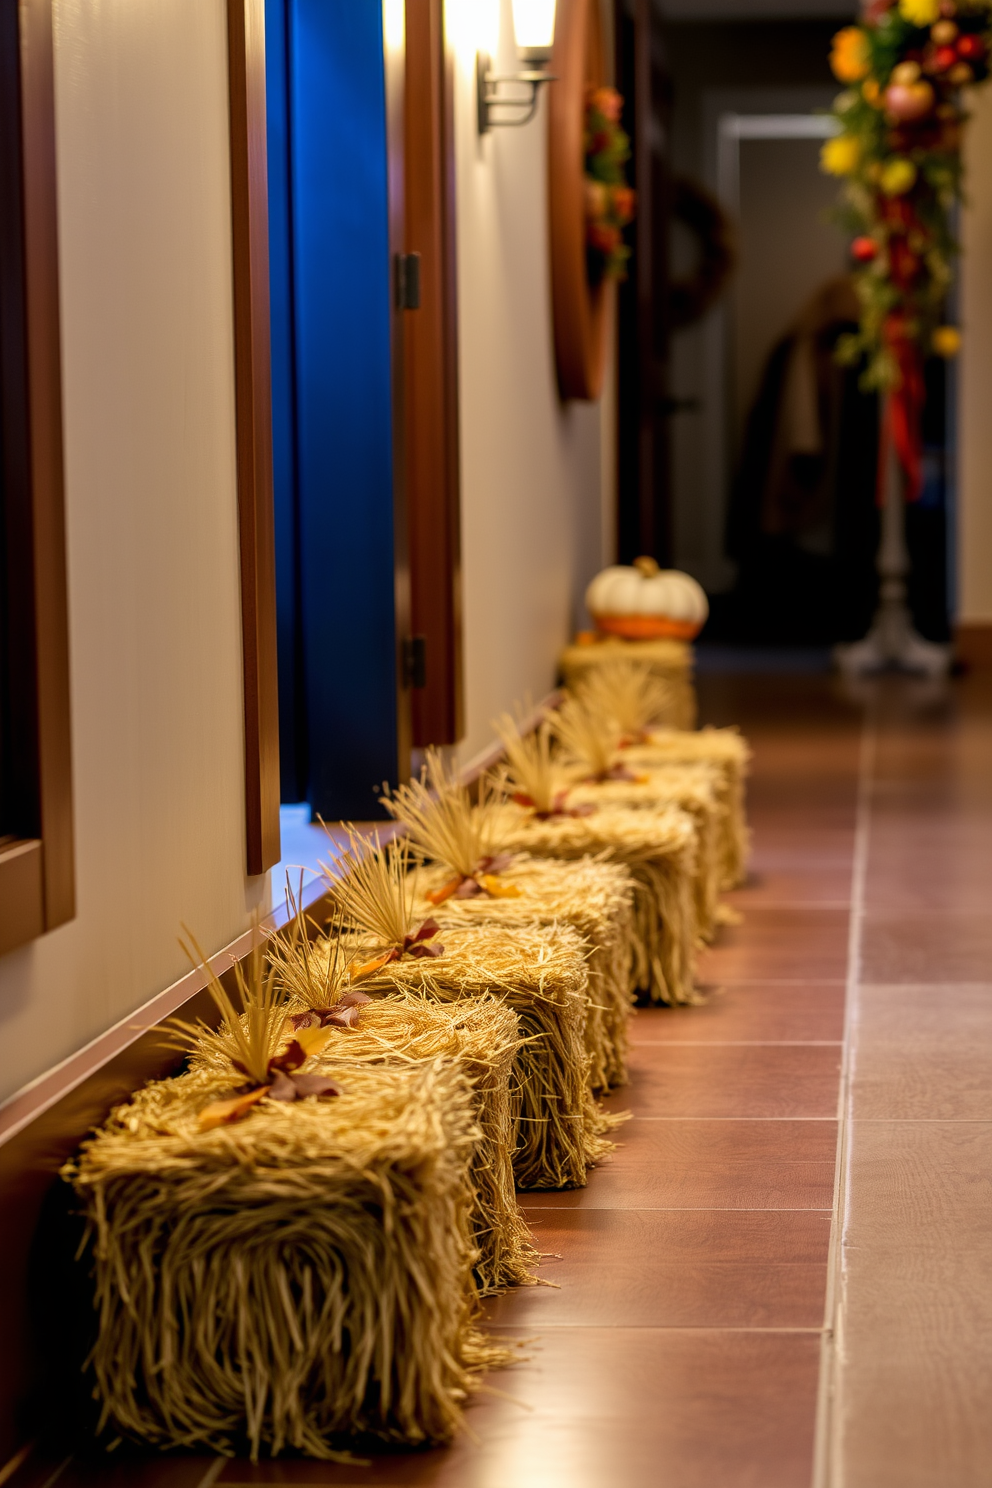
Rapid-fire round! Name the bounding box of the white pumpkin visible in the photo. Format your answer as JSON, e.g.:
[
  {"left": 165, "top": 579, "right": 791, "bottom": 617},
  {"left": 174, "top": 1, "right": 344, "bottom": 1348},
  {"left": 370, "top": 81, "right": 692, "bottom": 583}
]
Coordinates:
[{"left": 585, "top": 556, "right": 708, "bottom": 640}]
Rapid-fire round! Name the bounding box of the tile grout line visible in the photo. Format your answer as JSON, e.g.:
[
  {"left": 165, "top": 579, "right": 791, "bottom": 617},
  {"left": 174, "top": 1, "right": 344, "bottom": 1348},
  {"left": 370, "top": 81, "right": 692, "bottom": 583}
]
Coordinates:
[{"left": 812, "top": 709, "right": 875, "bottom": 1488}]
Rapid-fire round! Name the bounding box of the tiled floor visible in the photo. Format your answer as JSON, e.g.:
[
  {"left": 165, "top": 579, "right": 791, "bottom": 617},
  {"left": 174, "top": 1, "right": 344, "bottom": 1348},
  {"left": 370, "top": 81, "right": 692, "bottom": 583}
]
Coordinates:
[
  {"left": 830, "top": 674, "right": 992, "bottom": 1488},
  {"left": 21, "top": 670, "right": 992, "bottom": 1487}
]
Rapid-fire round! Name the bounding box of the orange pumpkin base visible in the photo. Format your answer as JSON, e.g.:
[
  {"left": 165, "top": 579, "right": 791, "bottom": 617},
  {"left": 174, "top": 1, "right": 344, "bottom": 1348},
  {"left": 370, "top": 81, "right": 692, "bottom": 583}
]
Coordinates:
[{"left": 592, "top": 613, "right": 703, "bottom": 641}]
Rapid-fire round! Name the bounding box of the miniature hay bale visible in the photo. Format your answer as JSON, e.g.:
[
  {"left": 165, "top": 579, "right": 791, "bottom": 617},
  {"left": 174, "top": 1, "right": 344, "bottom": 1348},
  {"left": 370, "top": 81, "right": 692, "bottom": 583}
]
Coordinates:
[
  {"left": 567, "top": 763, "right": 726, "bottom": 943},
  {"left": 491, "top": 801, "right": 699, "bottom": 1007},
  {"left": 321, "top": 921, "right": 618, "bottom": 1192},
  {"left": 411, "top": 856, "right": 636, "bottom": 1093},
  {"left": 559, "top": 636, "right": 697, "bottom": 729},
  {"left": 623, "top": 727, "right": 751, "bottom": 888},
  {"left": 66, "top": 1060, "right": 493, "bottom": 1462},
  {"left": 189, "top": 986, "right": 535, "bottom": 1295},
  {"left": 303, "top": 993, "right": 536, "bottom": 1294}
]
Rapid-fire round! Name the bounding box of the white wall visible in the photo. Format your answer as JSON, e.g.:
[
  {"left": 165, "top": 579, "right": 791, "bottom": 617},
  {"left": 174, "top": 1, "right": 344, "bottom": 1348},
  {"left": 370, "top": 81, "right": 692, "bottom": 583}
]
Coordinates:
[
  {"left": 0, "top": 0, "right": 263, "bottom": 1105},
  {"left": 448, "top": 0, "right": 613, "bottom": 762},
  {"left": 959, "top": 86, "right": 992, "bottom": 626}
]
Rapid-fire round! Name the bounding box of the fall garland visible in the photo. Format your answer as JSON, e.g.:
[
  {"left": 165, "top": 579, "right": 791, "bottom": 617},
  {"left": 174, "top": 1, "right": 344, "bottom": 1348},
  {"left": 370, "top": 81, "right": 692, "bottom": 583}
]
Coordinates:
[
  {"left": 822, "top": 0, "right": 991, "bottom": 496},
  {"left": 584, "top": 86, "right": 636, "bottom": 282}
]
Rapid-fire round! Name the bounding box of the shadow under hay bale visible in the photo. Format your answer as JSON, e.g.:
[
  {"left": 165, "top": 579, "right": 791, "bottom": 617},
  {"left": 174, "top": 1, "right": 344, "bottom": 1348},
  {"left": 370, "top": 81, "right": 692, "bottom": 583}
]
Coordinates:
[
  {"left": 65, "top": 1060, "right": 497, "bottom": 1462},
  {"left": 412, "top": 856, "right": 636, "bottom": 1093}
]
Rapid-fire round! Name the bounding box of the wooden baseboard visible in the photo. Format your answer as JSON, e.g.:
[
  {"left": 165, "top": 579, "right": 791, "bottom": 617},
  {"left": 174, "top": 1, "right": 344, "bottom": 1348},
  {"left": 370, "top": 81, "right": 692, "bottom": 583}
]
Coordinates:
[{"left": 955, "top": 623, "right": 992, "bottom": 668}]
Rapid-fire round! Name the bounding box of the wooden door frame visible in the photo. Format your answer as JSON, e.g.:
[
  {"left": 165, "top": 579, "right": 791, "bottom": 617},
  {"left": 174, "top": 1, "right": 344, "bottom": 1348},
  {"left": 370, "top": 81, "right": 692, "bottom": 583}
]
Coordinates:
[
  {"left": 0, "top": 0, "right": 75, "bottom": 958},
  {"left": 227, "top": 0, "right": 282, "bottom": 874},
  {"left": 404, "top": 0, "right": 463, "bottom": 747}
]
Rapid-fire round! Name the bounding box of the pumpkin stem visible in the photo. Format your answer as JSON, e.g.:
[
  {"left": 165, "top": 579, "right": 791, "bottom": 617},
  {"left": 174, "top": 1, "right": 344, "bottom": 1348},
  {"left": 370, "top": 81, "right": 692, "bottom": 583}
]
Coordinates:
[{"left": 633, "top": 555, "right": 660, "bottom": 578}]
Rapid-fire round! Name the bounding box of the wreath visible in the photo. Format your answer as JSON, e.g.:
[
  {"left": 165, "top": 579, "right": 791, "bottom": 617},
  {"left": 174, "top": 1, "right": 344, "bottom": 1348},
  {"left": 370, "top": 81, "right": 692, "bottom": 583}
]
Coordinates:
[
  {"left": 822, "top": 0, "right": 991, "bottom": 496},
  {"left": 584, "top": 87, "right": 636, "bottom": 283},
  {"left": 668, "top": 176, "right": 736, "bottom": 330}
]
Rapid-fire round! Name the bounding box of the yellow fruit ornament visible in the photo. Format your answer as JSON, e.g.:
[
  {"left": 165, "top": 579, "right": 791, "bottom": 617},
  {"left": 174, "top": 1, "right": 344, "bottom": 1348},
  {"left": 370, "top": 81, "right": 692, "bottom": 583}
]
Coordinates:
[
  {"left": 821, "top": 133, "right": 862, "bottom": 176},
  {"left": 830, "top": 26, "right": 871, "bottom": 82},
  {"left": 932, "top": 325, "right": 962, "bottom": 357},
  {"left": 899, "top": 0, "right": 941, "bottom": 25},
  {"left": 880, "top": 157, "right": 917, "bottom": 195}
]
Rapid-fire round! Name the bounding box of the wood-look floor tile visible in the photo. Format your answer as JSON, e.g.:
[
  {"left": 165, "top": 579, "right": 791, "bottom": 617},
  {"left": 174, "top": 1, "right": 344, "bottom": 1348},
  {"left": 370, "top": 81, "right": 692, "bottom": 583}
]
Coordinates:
[
  {"left": 631, "top": 984, "right": 845, "bottom": 1044},
  {"left": 216, "top": 1329, "right": 821, "bottom": 1488},
  {"left": 852, "top": 984, "right": 992, "bottom": 1119},
  {"left": 489, "top": 1209, "right": 829, "bottom": 1328},
  {"left": 608, "top": 1044, "right": 841, "bottom": 1118},
  {"left": 52, "top": 1458, "right": 217, "bottom": 1486},
  {"left": 529, "top": 1117, "right": 837, "bottom": 1210},
  {"left": 697, "top": 908, "right": 849, "bottom": 982},
  {"left": 860, "top": 911, "right": 992, "bottom": 983},
  {"left": 838, "top": 1120, "right": 992, "bottom": 1487}
]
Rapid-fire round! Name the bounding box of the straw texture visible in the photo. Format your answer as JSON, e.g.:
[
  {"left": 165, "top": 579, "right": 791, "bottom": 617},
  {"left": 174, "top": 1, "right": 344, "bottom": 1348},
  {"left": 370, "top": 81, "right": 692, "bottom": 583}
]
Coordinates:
[
  {"left": 319, "top": 921, "right": 619, "bottom": 1191},
  {"left": 412, "top": 856, "right": 636, "bottom": 1092},
  {"left": 66, "top": 1060, "right": 494, "bottom": 1462},
  {"left": 568, "top": 763, "right": 726, "bottom": 942},
  {"left": 624, "top": 727, "right": 751, "bottom": 888},
  {"left": 190, "top": 983, "right": 535, "bottom": 1296},
  {"left": 559, "top": 637, "right": 697, "bottom": 729},
  {"left": 491, "top": 801, "right": 699, "bottom": 1007}
]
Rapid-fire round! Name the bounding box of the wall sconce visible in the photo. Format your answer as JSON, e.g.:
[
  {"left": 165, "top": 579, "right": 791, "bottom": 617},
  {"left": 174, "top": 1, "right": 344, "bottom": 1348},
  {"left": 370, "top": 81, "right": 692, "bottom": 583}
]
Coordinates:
[{"left": 477, "top": 0, "right": 557, "bottom": 133}]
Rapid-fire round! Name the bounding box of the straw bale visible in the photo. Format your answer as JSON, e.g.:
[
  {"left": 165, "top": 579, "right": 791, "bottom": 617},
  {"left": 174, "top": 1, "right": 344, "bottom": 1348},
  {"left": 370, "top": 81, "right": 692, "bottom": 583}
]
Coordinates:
[
  {"left": 489, "top": 801, "right": 699, "bottom": 1007},
  {"left": 66, "top": 1060, "right": 495, "bottom": 1462},
  {"left": 623, "top": 727, "right": 751, "bottom": 888},
  {"left": 411, "top": 856, "right": 636, "bottom": 1093},
  {"left": 567, "top": 763, "right": 726, "bottom": 942},
  {"left": 303, "top": 994, "right": 535, "bottom": 1294},
  {"left": 319, "top": 920, "right": 619, "bottom": 1191},
  {"left": 559, "top": 636, "right": 697, "bottom": 729}
]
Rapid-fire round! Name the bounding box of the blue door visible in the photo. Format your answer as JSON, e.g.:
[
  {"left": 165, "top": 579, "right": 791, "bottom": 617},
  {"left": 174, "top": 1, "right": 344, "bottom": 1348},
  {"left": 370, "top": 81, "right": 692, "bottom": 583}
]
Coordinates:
[{"left": 266, "top": 0, "right": 407, "bottom": 821}]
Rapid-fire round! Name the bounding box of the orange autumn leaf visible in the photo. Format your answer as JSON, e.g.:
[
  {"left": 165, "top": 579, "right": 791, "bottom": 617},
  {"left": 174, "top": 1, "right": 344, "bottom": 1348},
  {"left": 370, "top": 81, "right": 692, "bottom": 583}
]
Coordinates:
[{"left": 198, "top": 1084, "right": 270, "bottom": 1131}]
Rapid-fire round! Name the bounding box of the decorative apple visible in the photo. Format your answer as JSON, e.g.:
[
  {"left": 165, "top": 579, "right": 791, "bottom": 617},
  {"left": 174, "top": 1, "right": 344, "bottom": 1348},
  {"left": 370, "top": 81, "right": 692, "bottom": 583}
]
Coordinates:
[
  {"left": 956, "top": 33, "right": 986, "bottom": 61},
  {"left": 851, "top": 235, "right": 879, "bottom": 261},
  {"left": 885, "top": 78, "right": 936, "bottom": 119}
]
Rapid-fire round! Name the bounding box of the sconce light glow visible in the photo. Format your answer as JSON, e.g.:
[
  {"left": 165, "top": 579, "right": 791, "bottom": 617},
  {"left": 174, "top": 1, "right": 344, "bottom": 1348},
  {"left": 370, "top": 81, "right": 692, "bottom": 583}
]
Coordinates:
[
  {"left": 511, "top": 0, "right": 556, "bottom": 62},
  {"left": 383, "top": 0, "right": 405, "bottom": 52},
  {"left": 479, "top": 0, "right": 501, "bottom": 58}
]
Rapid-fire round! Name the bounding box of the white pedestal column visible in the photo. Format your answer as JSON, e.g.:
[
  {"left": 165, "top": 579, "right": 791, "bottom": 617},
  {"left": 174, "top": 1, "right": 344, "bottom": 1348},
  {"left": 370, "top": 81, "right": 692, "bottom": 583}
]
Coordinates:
[{"left": 835, "top": 406, "right": 951, "bottom": 677}]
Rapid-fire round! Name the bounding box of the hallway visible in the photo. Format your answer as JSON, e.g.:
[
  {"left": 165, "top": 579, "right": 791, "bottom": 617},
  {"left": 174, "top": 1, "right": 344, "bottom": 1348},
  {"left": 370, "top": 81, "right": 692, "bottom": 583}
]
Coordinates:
[{"left": 26, "top": 667, "right": 990, "bottom": 1488}]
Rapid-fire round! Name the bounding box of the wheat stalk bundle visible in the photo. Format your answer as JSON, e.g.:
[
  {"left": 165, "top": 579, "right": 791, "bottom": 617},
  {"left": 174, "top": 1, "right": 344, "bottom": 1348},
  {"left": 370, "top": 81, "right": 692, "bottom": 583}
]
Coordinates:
[
  {"left": 65, "top": 1058, "right": 495, "bottom": 1462},
  {"left": 559, "top": 636, "right": 697, "bottom": 729},
  {"left": 489, "top": 799, "right": 700, "bottom": 1007},
  {"left": 412, "top": 856, "right": 636, "bottom": 1093},
  {"left": 492, "top": 713, "right": 569, "bottom": 816},
  {"left": 379, "top": 749, "right": 635, "bottom": 1092},
  {"left": 550, "top": 694, "right": 621, "bottom": 781},
  {"left": 623, "top": 727, "right": 751, "bottom": 889},
  {"left": 570, "top": 657, "right": 676, "bottom": 742},
  {"left": 380, "top": 749, "right": 505, "bottom": 883},
  {"left": 567, "top": 762, "right": 727, "bottom": 942}
]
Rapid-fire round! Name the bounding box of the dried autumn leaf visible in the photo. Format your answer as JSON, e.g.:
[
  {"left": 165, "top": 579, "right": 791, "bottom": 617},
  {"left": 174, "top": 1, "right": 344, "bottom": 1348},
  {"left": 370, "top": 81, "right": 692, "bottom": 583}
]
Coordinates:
[{"left": 198, "top": 1084, "right": 270, "bottom": 1131}]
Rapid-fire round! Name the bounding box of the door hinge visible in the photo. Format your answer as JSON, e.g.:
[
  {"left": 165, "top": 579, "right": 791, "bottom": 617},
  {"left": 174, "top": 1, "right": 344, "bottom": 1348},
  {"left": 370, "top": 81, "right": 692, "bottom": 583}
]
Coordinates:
[
  {"left": 402, "top": 635, "right": 427, "bottom": 689},
  {"left": 395, "top": 252, "right": 422, "bottom": 311}
]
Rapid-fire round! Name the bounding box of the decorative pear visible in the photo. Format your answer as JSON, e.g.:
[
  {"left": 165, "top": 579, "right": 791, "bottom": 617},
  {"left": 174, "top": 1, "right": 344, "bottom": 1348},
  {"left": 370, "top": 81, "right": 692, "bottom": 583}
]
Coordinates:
[{"left": 585, "top": 556, "right": 709, "bottom": 640}]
